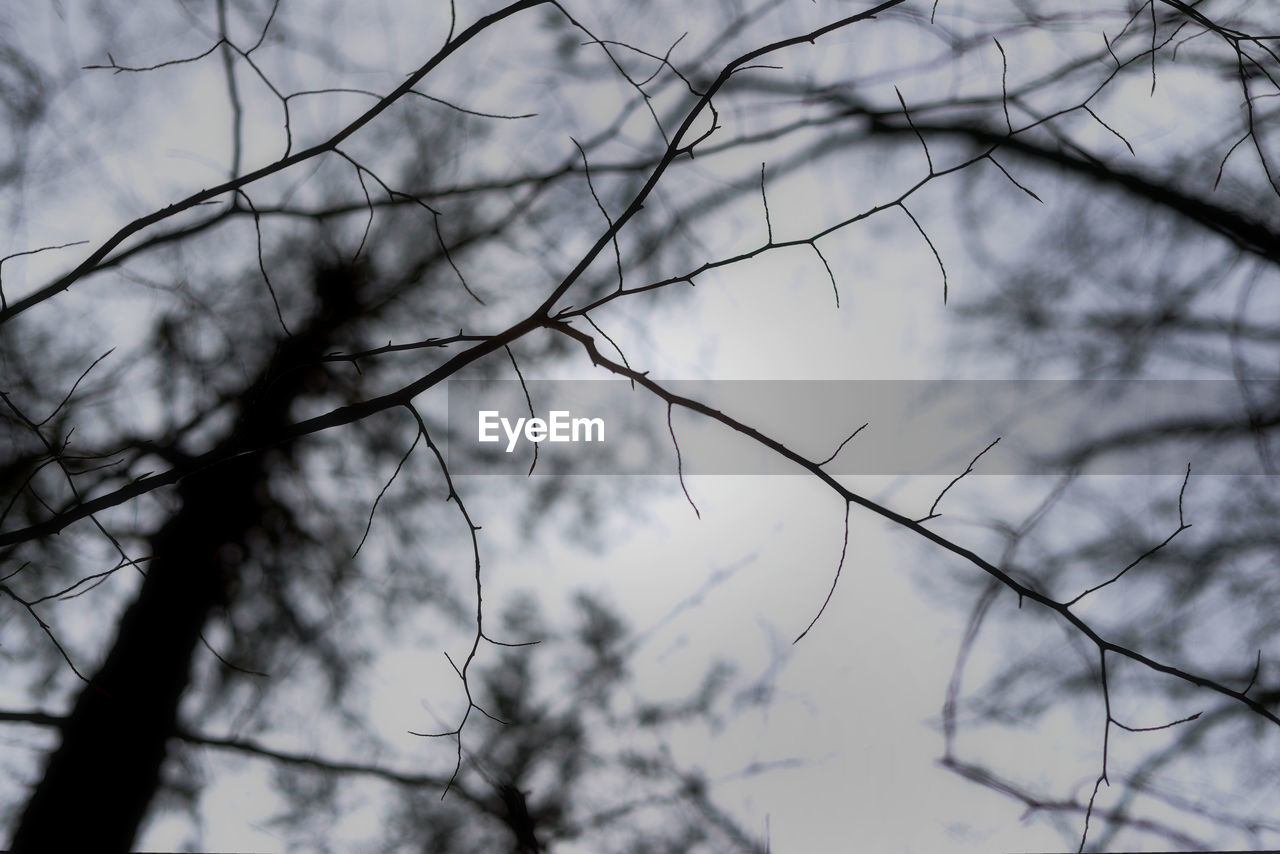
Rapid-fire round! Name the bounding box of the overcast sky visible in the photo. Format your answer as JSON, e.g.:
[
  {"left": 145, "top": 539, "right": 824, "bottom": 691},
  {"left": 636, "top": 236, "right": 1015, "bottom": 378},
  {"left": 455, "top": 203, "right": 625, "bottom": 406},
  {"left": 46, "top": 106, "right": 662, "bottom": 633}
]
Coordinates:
[{"left": 4, "top": 2, "right": 1275, "bottom": 852}]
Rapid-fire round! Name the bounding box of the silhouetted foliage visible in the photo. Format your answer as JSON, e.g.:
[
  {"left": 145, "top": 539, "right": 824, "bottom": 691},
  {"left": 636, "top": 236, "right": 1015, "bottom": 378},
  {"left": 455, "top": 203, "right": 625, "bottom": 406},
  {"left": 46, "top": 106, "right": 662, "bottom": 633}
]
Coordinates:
[{"left": 2, "top": 2, "right": 1280, "bottom": 852}]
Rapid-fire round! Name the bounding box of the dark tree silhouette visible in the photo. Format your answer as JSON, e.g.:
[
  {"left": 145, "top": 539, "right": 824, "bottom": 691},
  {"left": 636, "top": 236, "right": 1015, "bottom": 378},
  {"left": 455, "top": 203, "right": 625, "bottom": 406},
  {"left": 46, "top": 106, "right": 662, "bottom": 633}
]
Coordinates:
[{"left": 11, "top": 258, "right": 374, "bottom": 850}]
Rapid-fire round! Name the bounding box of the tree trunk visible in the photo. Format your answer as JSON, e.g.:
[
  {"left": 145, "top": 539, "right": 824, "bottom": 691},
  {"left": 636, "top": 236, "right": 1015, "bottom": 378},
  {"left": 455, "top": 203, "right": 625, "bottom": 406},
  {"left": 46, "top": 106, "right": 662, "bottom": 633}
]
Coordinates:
[{"left": 10, "top": 265, "right": 364, "bottom": 852}]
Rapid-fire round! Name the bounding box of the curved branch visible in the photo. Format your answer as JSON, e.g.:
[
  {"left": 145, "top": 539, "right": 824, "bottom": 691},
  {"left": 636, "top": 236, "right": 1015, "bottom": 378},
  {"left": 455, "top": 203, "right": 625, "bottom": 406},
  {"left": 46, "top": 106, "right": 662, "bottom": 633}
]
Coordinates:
[
  {"left": 0, "top": 0, "right": 552, "bottom": 327},
  {"left": 550, "top": 319, "right": 1280, "bottom": 731},
  {"left": 869, "top": 115, "right": 1280, "bottom": 266}
]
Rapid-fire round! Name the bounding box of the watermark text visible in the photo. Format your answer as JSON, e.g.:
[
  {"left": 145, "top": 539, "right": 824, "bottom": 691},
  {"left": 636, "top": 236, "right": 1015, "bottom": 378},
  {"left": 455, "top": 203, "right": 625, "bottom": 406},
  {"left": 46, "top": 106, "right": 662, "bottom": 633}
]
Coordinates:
[{"left": 478, "top": 410, "right": 605, "bottom": 453}]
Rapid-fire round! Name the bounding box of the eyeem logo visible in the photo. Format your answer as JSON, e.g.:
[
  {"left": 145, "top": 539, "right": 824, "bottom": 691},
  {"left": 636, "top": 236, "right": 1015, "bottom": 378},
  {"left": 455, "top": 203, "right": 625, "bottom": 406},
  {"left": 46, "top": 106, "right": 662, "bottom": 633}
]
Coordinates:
[{"left": 478, "top": 410, "right": 605, "bottom": 453}]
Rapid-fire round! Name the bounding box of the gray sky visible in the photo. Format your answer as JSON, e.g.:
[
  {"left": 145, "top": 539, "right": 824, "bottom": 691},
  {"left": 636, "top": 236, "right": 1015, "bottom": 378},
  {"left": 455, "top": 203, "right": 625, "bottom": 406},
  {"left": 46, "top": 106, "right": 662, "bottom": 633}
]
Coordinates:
[{"left": 4, "top": 2, "right": 1279, "bottom": 852}]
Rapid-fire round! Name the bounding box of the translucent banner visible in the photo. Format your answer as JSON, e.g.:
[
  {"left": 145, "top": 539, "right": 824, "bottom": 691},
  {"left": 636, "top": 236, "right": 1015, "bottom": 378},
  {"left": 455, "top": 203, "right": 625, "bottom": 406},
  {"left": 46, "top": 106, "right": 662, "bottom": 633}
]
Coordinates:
[{"left": 445, "top": 379, "right": 1280, "bottom": 475}]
